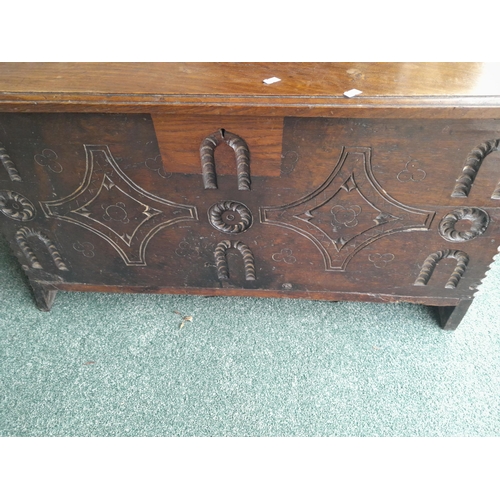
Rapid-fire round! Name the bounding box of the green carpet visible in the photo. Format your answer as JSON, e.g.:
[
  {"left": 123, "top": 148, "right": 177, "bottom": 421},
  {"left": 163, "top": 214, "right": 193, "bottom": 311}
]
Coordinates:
[{"left": 1, "top": 235, "right": 499, "bottom": 437}]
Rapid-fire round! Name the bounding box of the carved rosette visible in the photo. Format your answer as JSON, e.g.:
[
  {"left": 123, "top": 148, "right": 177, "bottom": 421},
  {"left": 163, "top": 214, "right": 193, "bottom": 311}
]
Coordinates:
[
  {"left": 208, "top": 201, "right": 252, "bottom": 234},
  {"left": 0, "top": 190, "right": 36, "bottom": 221},
  {"left": 438, "top": 207, "right": 489, "bottom": 242}
]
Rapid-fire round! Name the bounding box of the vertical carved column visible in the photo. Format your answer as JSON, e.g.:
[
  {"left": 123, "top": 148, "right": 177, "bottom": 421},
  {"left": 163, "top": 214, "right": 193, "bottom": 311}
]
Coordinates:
[{"left": 0, "top": 142, "right": 22, "bottom": 181}]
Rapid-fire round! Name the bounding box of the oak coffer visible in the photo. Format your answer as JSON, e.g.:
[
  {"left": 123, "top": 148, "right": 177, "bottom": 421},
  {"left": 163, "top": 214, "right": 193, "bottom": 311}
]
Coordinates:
[{"left": 1, "top": 62, "right": 500, "bottom": 329}]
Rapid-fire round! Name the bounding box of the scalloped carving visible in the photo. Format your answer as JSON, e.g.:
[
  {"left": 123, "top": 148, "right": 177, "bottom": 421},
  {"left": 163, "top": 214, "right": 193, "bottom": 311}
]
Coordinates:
[
  {"left": 451, "top": 139, "right": 500, "bottom": 198},
  {"left": 15, "top": 227, "right": 69, "bottom": 271},
  {"left": 0, "top": 143, "right": 22, "bottom": 182},
  {"left": 201, "top": 129, "right": 251, "bottom": 190},
  {"left": 414, "top": 249, "right": 469, "bottom": 289},
  {"left": 214, "top": 240, "right": 255, "bottom": 281},
  {"left": 438, "top": 207, "right": 489, "bottom": 242}
]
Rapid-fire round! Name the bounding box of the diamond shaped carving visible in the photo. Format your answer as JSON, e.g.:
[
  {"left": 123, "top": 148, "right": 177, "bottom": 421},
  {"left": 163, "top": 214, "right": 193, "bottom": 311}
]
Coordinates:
[
  {"left": 260, "top": 147, "right": 435, "bottom": 270},
  {"left": 40, "top": 145, "right": 198, "bottom": 265}
]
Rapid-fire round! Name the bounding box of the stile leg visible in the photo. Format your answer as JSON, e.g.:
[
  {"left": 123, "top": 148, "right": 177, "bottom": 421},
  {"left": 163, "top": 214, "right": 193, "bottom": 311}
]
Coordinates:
[
  {"left": 29, "top": 280, "right": 58, "bottom": 311},
  {"left": 437, "top": 299, "right": 473, "bottom": 330}
]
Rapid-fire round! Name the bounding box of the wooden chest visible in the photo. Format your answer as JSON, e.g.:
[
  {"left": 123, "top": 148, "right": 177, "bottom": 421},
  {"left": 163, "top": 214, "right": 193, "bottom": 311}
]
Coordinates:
[{"left": 1, "top": 62, "right": 500, "bottom": 329}]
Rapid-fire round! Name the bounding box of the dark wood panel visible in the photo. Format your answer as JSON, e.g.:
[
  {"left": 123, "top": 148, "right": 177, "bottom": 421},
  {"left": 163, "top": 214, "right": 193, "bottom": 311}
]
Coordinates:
[
  {"left": 1, "top": 112, "right": 499, "bottom": 327},
  {"left": 152, "top": 115, "right": 283, "bottom": 177}
]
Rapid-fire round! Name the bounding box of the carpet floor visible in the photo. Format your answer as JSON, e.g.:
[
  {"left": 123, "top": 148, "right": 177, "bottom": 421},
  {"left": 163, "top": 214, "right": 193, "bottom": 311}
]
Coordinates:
[{"left": 1, "top": 236, "right": 499, "bottom": 436}]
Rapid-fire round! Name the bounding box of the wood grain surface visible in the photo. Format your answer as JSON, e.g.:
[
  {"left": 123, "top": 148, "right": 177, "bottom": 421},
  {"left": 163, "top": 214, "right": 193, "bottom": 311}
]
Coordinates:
[{"left": 0, "top": 63, "right": 499, "bottom": 117}]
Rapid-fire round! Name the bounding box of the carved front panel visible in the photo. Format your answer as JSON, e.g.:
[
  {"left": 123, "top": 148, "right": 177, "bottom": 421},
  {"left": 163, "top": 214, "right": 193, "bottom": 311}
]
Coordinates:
[{"left": 1, "top": 113, "right": 500, "bottom": 304}]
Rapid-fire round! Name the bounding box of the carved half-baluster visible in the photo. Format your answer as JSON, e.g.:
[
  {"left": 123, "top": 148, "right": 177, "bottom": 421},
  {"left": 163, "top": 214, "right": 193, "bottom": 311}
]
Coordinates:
[
  {"left": 232, "top": 241, "right": 256, "bottom": 280},
  {"left": 414, "top": 249, "right": 469, "bottom": 289},
  {"left": 0, "top": 142, "right": 22, "bottom": 181},
  {"left": 201, "top": 129, "right": 251, "bottom": 190},
  {"left": 225, "top": 131, "right": 251, "bottom": 190},
  {"left": 214, "top": 240, "right": 255, "bottom": 281},
  {"left": 451, "top": 139, "right": 500, "bottom": 198},
  {"left": 200, "top": 135, "right": 218, "bottom": 189},
  {"left": 16, "top": 228, "right": 42, "bottom": 269},
  {"left": 15, "top": 227, "right": 69, "bottom": 271},
  {"left": 214, "top": 240, "right": 231, "bottom": 279}
]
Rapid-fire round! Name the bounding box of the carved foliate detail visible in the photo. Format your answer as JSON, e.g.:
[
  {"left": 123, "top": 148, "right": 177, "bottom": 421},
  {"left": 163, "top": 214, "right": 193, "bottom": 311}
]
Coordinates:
[
  {"left": 0, "top": 143, "right": 22, "bottom": 181},
  {"left": 73, "top": 241, "right": 95, "bottom": 258},
  {"left": 272, "top": 248, "right": 296, "bottom": 264},
  {"left": 16, "top": 227, "right": 69, "bottom": 271},
  {"left": 451, "top": 139, "right": 500, "bottom": 198},
  {"left": 0, "top": 190, "right": 36, "bottom": 221},
  {"left": 331, "top": 204, "right": 361, "bottom": 229},
  {"left": 397, "top": 159, "right": 426, "bottom": 183},
  {"left": 214, "top": 240, "right": 255, "bottom": 281},
  {"left": 201, "top": 129, "right": 251, "bottom": 190},
  {"left": 260, "top": 147, "right": 435, "bottom": 271},
  {"left": 368, "top": 253, "right": 394, "bottom": 268},
  {"left": 438, "top": 207, "right": 489, "bottom": 242},
  {"left": 414, "top": 249, "right": 469, "bottom": 289},
  {"left": 145, "top": 155, "right": 171, "bottom": 179},
  {"left": 34, "top": 149, "right": 63, "bottom": 173},
  {"left": 208, "top": 201, "right": 252, "bottom": 234}
]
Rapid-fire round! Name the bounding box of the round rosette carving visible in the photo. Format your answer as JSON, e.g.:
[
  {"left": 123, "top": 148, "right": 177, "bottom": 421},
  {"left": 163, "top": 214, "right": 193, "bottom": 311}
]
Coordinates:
[
  {"left": 208, "top": 200, "right": 252, "bottom": 234},
  {"left": 438, "top": 207, "right": 489, "bottom": 242},
  {"left": 0, "top": 190, "right": 36, "bottom": 221}
]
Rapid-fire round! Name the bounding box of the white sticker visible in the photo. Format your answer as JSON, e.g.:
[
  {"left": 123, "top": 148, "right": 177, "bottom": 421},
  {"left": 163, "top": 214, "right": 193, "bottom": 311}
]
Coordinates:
[
  {"left": 263, "top": 77, "right": 281, "bottom": 85},
  {"left": 343, "top": 88, "right": 363, "bottom": 98}
]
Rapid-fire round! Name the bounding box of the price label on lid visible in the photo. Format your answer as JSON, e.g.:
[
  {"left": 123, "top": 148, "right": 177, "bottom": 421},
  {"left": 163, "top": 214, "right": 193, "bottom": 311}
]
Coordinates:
[
  {"left": 344, "top": 88, "right": 363, "bottom": 98},
  {"left": 263, "top": 77, "right": 281, "bottom": 85}
]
